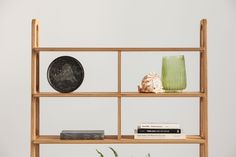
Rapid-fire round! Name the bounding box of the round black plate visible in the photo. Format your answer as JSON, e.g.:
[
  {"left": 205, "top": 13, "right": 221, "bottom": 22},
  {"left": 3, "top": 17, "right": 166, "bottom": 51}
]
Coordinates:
[{"left": 47, "top": 56, "right": 84, "bottom": 93}]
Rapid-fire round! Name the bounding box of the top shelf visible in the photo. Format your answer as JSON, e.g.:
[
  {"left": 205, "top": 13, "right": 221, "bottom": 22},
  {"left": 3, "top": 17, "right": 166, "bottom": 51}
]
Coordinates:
[{"left": 33, "top": 47, "right": 204, "bottom": 52}]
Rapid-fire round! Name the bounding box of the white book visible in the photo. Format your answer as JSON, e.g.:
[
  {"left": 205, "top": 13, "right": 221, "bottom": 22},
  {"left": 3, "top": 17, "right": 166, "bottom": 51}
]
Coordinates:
[
  {"left": 134, "top": 133, "right": 186, "bottom": 139},
  {"left": 139, "top": 123, "right": 180, "bottom": 129},
  {"left": 134, "top": 130, "right": 185, "bottom": 139}
]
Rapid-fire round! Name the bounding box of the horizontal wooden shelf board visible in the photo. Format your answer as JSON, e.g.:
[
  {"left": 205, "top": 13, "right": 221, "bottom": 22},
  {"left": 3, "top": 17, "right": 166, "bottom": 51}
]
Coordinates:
[
  {"left": 33, "top": 92, "right": 205, "bottom": 97},
  {"left": 34, "top": 47, "right": 204, "bottom": 52},
  {"left": 33, "top": 135, "right": 205, "bottom": 144},
  {"left": 33, "top": 92, "right": 118, "bottom": 97},
  {"left": 122, "top": 92, "right": 205, "bottom": 97}
]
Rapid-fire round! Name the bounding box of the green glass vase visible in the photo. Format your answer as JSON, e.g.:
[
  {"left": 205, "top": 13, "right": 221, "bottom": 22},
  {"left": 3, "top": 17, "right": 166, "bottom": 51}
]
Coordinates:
[{"left": 161, "top": 55, "right": 187, "bottom": 92}]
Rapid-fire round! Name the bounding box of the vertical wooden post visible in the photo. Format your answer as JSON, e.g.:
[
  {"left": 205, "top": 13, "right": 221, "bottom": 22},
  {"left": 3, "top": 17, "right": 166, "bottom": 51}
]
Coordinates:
[
  {"left": 200, "top": 19, "right": 208, "bottom": 157},
  {"left": 31, "top": 19, "right": 40, "bottom": 157},
  {"left": 117, "top": 51, "right": 122, "bottom": 139}
]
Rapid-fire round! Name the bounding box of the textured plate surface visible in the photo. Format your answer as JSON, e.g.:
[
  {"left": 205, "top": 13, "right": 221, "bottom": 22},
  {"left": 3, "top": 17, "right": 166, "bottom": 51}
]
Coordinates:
[{"left": 47, "top": 56, "right": 84, "bottom": 93}]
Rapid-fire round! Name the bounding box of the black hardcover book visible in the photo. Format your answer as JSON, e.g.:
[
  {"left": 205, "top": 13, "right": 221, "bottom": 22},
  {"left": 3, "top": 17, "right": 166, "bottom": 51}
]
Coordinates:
[
  {"left": 60, "top": 130, "right": 104, "bottom": 140},
  {"left": 137, "top": 128, "right": 181, "bottom": 134}
]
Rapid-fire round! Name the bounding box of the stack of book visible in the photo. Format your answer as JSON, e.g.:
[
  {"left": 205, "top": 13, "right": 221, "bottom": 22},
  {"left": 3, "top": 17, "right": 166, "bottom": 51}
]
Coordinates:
[
  {"left": 60, "top": 130, "right": 104, "bottom": 140},
  {"left": 134, "top": 122, "right": 185, "bottom": 139}
]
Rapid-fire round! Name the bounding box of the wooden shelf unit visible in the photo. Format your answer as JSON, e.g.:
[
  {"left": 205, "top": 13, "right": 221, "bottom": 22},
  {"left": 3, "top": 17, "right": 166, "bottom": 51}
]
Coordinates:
[{"left": 31, "top": 19, "right": 208, "bottom": 157}]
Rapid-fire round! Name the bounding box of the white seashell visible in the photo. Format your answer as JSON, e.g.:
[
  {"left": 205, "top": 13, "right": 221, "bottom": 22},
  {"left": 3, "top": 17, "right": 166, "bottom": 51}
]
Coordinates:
[{"left": 138, "top": 72, "right": 163, "bottom": 93}]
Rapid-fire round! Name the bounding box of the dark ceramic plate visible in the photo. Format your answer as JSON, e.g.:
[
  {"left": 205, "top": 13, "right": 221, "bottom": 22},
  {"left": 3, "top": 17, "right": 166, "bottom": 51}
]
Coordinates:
[{"left": 47, "top": 56, "right": 84, "bottom": 93}]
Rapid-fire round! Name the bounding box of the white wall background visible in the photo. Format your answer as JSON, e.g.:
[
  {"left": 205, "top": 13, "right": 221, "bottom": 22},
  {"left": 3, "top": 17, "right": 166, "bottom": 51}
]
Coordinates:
[{"left": 1, "top": 0, "right": 236, "bottom": 157}]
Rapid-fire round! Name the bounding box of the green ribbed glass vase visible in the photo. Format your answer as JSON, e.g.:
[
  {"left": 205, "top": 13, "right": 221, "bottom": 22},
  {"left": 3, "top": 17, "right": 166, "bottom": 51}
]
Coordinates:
[{"left": 161, "top": 55, "right": 187, "bottom": 92}]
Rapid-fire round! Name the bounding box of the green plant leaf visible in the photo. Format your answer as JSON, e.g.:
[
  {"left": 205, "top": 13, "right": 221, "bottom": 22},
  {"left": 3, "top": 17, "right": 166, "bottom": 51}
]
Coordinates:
[
  {"left": 109, "top": 147, "right": 118, "bottom": 157},
  {"left": 96, "top": 149, "right": 104, "bottom": 157}
]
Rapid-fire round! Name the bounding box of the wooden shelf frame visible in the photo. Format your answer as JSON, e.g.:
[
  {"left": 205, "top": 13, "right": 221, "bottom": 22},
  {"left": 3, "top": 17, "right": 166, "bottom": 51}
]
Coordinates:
[{"left": 31, "top": 19, "right": 208, "bottom": 157}]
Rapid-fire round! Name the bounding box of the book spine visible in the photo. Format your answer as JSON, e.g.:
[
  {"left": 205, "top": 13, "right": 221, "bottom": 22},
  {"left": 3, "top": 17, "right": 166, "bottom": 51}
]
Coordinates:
[
  {"left": 134, "top": 134, "right": 186, "bottom": 139},
  {"left": 137, "top": 128, "right": 181, "bottom": 134},
  {"left": 140, "top": 124, "right": 180, "bottom": 129},
  {"left": 60, "top": 133, "right": 104, "bottom": 140}
]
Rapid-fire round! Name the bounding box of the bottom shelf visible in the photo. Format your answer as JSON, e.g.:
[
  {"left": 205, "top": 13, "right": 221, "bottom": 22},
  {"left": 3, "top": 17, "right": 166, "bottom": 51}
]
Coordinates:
[{"left": 33, "top": 135, "right": 205, "bottom": 144}]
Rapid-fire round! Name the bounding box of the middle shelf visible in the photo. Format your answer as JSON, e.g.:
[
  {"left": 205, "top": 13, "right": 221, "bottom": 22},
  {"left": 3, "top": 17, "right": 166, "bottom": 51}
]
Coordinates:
[{"left": 33, "top": 92, "right": 205, "bottom": 98}]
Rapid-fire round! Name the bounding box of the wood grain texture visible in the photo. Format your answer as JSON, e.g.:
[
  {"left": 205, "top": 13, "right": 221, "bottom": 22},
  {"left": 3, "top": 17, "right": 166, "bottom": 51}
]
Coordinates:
[
  {"left": 33, "top": 92, "right": 205, "bottom": 97},
  {"left": 200, "top": 19, "right": 208, "bottom": 157},
  {"left": 32, "top": 19, "right": 39, "bottom": 48},
  {"left": 122, "top": 92, "right": 205, "bottom": 97},
  {"left": 33, "top": 92, "right": 119, "bottom": 97},
  {"left": 31, "top": 19, "right": 40, "bottom": 157},
  {"left": 33, "top": 135, "right": 205, "bottom": 144},
  {"left": 30, "top": 143, "right": 39, "bottom": 157},
  {"left": 34, "top": 47, "right": 204, "bottom": 52},
  {"left": 203, "top": 19, "right": 208, "bottom": 157}
]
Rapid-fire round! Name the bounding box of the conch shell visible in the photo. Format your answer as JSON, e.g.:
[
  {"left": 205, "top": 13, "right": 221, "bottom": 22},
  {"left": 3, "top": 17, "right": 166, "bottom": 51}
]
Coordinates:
[{"left": 138, "top": 72, "right": 163, "bottom": 93}]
